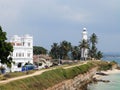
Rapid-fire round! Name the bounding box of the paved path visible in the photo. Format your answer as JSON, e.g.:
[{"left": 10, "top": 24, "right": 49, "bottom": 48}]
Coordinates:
[{"left": 0, "top": 61, "right": 88, "bottom": 85}]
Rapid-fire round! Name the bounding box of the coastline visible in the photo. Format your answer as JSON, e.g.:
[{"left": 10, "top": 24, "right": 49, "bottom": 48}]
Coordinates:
[
  {"left": 101, "top": 69, "right": 120, "bottom": 74},
  {"left": 93, "top": 69, "right": 120, "bottom": 79},
  {"left": 88, "top": 69, "right": 120, "bottom": 90}
]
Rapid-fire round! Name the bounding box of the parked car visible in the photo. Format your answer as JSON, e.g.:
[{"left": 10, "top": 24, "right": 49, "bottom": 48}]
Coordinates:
[{"left": 22, "top": 65, "right": 34, "bottom": 71}]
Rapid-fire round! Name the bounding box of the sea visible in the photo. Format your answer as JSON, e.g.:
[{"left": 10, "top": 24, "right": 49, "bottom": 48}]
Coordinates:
[{"left": 87, "top": 54, "right": 120, "bottom": 90}]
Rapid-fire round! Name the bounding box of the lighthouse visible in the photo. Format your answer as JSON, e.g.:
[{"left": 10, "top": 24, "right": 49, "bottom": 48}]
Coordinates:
[
  {"left": 82, "top": 28, "right": 87, "bottom": 41},
  {"left": 81, "top": 28, "right": 88, "bottom": 60}
]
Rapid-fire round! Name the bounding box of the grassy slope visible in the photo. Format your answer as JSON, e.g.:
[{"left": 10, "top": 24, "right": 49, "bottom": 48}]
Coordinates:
[
  {"left": 0, "top": 70, "right": 35, "bottom": 81},
  {"left": 0, "top": 61, "right": 117, "bottom": 90}
]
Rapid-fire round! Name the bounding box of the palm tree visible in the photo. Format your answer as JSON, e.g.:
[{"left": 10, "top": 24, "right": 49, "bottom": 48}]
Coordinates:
[
  {"left": 71, "top": 46, "right": 80, "bottom": 60},
  {"left": 89, "top": 45, "right": 97, "bottom": 59},
  {"left": 50, "top": 43, "right": 60, "bottom": 59},
  {"left": 60, "top": 41, "right": 72, "bottom": 59},
  {"left": 96, "top": 51, "right": 103, "bottom": 60},
  {"left": 90, "top": 33, "right": 98, "bottom": 45},
  {"left": 79, "top": 39, "right": 89, "bottom": 60},
  {"left": 89, "top": 33, "right": 98, "bottom": 59}
]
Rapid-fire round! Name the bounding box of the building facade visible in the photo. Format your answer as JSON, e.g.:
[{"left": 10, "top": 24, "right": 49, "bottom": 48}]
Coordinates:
[
  {"left": 10, "top": 34, "right": 33, "bottom": 72},
  {"left": 81, "top": 28, "right": 88, "bottom": 60}
]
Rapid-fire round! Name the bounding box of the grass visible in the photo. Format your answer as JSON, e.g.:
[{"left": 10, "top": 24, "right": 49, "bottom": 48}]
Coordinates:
[
  {"left": 0, "top": 70, "right": 35, "bottom": 81},
  {"left": 0, "top": 62, "right": 95, "bottom": 90},
  {"left": 0, "top": 60, "right": 117, "bottom": 90},
  {"left": 89, "top": 60, "right": 117, "bottom": 71}
]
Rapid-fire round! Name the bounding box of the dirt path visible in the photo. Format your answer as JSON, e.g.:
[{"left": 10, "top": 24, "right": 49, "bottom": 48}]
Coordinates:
[{"left": 0, "top": 61, "right": 88, "bottom": 85}]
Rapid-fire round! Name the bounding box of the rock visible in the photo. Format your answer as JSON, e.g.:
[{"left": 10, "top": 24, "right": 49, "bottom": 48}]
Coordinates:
[
  {"left": 96, "top": 72, "right": 108, "bottom": 76},
  {"left": 93, "top": 78, "right": 110, "bottom": 83}
]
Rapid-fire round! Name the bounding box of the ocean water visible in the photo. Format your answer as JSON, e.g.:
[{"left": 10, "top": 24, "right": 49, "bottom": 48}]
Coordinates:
[
  {"left": 87, "top": 56, "right": 120, "bottom": 90},
  {"left": 102, "top": 56, "right": 120, "bottom": 64},
  {"left": 88, "top": 73, "right": 120, "bottom": 90}
]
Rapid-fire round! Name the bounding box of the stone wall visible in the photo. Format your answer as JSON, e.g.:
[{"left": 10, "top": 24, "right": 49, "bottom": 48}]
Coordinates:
[{"left": 46, "top": 67, "right": 97, "bottom": 90}]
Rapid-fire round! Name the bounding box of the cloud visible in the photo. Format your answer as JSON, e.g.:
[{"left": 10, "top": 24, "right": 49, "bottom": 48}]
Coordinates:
[
  {"left": 0, "top": 0, "right": 119, "bottom": 52},
  {"left": 0, "top": 0, "right": 24, "bottom": 22},
  {"left": 19, "top": 0, "right": 92, "bottom": 24}
]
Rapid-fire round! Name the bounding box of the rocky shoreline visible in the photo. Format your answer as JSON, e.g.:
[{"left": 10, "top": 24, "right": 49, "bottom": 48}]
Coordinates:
[
  {"left": 47, "top": 62, "right": 119, "bottom": 90},
  {"left": 47, "top": 67, "right": 98, "bottom": 90},
  {"left": 87, "top": 68, "right": 120, "bottom": 90}
]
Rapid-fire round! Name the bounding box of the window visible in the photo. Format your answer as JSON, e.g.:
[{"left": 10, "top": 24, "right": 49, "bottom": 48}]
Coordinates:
[
  {"left": 28, "top": 42, "right": 31, "bottom": 46},
  {"left": 16, "top": 53, "right": 18, "bottom": 57},
  {"left": 27, "top": 53, "right": 31, "bottom": 57},
  {"left": 22, "top": 53, "right": 24, "bottom": 57},
  {"left": 19, "top": 53, "right": 21, "bottom": 57},
  {"left": 23, "top": 42, "right": 25, "bottom": 46}
]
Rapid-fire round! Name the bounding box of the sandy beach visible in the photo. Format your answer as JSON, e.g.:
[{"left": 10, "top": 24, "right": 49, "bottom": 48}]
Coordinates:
[
  {"left": 93, "top": 69, "right": 120, "bottom": 79},
  {"left": 101, "top": 69, "right": 120, "bottom": 74}
]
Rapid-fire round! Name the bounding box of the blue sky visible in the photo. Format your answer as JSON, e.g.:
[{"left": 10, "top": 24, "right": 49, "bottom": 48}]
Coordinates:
[{"left": 0, "top": 0, "right": 119, "bottom": 53}]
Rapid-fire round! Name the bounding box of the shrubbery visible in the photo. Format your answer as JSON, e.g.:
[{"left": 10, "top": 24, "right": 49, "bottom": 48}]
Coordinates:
[{"left": 91, "top": 60, "right": 117, "bottom": 71}]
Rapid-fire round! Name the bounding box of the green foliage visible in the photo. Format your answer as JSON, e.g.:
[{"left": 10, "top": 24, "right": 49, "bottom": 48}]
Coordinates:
[
  {"left": 90, "top": 33, "right": 98, "bottom": 45},
  {"left": 71, "top": 46, "right": 81, "bottom": 60},
  {"left": 49, "top": 43, "right": 60, "bottom": 59},
  {"left": 33, "top": 46, "right": 47, "bottom": 55},
  {"left": 96, "top": 51, "right": 103, "bottom": 60},
  {"left": 0, "top": 63, "right": 94, "bottom": 90},
  {"left": 50, "top": 41, "right": 72, "bottom": 59},
  {"left": 89, "top": 33, "right": 98, "bottom": 59},
  {"left": 59, "top": 41, "right": 72, "bottom": 59},
  {"left": 49, "top": 32, "right": 103, "bottom": 60},
  {"left": 89, "top": 33, "right": 103, "bottom": 59},
  {"left": 99, "top": 63, "right": 112, "bottom": 71},
  {"left": 0, "top": 26, "right": 13, "bottom": 67},
  {"left": 92, "top": 61, "right": 117, "bottom": 71},
  {"left": 79, "top": 40, "right": 89, "bottom": 50}
]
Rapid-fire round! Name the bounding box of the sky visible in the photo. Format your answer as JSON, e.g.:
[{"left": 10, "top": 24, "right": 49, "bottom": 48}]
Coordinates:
[{"left": 0, "top": 0, "right": 119, "bottom": 53}]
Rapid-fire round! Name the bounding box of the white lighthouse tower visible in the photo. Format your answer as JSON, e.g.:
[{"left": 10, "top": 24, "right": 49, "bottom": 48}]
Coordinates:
[{"left": 81, "top": 28, "right": 88, "bottom": 60}]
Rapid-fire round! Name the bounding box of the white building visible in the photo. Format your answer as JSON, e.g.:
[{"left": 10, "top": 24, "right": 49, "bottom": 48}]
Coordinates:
[
  {"left": 81, "top": 28, "right": 88, "bottom": 60},
  {"left": 10, "top": 34, "right": 33, "bottom": 72}
]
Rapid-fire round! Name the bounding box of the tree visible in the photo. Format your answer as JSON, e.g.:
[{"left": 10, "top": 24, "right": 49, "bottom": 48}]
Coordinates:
[
  {"left": 96, "top": 51, "right": 103, "bottom": 60},
  {"left": 89, "top": 33, "right": 103, "bottom": 60},
  {"left": 90, "top": 33, "right": 98, "bottom": 45},
  {"left": 71, "top": 46, "right": 80, "bottom": 60},
  {"left": 49, "top": 41, "right": 72, "bottom": 60},
  {"left": 0, "top": 26, "right": 13, "bottom": 67},
  {"left": 59, "top": 41, "right": 72, "bottom": 59},
  {"left": 89, "top": 45, "right": 97, "bottom": 59},
  {"left": 33, "top": 46, "right": 47, "bottom": 55},
  {"left": 89, "top": 33, "right": 98, "bottom": 59},
  {"left": 49, "top": 43, "right": 60, "bottom": 59},
  {"left": 79, "top": 39, "right": 89, "bottom": 60}
]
